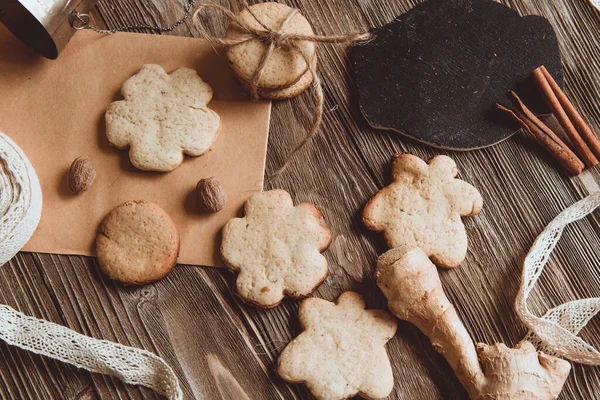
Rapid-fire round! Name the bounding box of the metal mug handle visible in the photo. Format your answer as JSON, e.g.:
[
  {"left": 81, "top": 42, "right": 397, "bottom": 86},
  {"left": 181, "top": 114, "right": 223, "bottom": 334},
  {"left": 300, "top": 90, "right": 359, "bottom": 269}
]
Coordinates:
[{"left": 71, "top": 11, "right": 91, "bottom": 30}]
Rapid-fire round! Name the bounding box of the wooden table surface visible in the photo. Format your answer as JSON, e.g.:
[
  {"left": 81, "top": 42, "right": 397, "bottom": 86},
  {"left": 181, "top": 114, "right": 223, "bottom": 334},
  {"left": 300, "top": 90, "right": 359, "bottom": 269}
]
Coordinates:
[{"left": 2, "top": 0, "right": 600, "bottom": 399}]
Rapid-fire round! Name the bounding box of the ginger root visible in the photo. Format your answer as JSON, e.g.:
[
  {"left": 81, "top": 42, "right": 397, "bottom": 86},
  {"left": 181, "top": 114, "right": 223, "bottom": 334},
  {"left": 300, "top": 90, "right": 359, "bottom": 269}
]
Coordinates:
[{"left": 376, "top": 246, "right": 571, "bottom": 399}]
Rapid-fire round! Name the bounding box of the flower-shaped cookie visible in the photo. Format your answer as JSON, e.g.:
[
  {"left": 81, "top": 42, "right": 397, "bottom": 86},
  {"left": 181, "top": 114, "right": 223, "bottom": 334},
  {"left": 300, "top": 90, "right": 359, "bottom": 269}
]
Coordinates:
[
  {"left": 220, "top": 190, "right": 331, "bottom": 308},
  {"left": 105, "top": 64, "right": 220, "bottom": 172},
  {"left": 278, "top": 292, "right": 397, "bottom": 400},
  {"left": 363, "top": 154, "right": 483, "bottom": 268}
]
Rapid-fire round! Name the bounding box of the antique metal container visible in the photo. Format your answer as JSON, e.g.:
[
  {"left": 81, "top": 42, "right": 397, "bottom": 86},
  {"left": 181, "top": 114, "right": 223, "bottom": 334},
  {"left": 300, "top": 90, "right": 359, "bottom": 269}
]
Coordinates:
[{"left": 0, "top": 0, "right": 98, "bottom": 59}]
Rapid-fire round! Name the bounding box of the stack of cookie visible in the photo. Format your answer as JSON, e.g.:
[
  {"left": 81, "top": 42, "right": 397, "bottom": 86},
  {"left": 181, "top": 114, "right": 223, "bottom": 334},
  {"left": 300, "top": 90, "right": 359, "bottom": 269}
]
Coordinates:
[{"left": 225, "top": 3, "right": 316, "bottom": 100}]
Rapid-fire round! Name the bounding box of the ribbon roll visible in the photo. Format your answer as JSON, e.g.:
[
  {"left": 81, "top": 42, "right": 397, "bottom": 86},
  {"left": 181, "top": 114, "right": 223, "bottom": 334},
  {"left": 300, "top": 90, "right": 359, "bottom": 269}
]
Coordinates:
[{"left": 0, "top": 131, "right": 42, "bottom": 265}]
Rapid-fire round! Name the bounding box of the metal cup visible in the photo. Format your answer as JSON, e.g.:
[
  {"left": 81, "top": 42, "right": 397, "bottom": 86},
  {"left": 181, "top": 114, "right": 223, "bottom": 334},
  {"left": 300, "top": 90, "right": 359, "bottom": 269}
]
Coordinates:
[{"left": 0, "top": 0, "right": 98, "bottom": 59}]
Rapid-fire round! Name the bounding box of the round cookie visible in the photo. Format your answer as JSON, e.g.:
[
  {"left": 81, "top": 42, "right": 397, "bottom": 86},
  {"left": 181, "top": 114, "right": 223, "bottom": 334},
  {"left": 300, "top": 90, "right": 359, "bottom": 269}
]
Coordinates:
[
  {"left": 96, "top": 200, "right": 180, "bottom": 285},
  {"left": 237, "top": 56, "right": 317, "bottom": 100},
  {"left": 258, "top": 56, "right": 317, "bottom": 100},
  {"left": 226, "top": 3, "right": 316, "bottom": 90}
]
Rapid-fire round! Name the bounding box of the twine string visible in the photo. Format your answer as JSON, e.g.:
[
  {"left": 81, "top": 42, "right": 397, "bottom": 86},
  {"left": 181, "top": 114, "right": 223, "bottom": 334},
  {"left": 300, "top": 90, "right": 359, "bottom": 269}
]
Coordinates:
[
  {"left": 192, "top": 3, "right": 371, "bottom": 182},
  {"left": 248, "top": 9, "right": 298, "bottom": 100}
]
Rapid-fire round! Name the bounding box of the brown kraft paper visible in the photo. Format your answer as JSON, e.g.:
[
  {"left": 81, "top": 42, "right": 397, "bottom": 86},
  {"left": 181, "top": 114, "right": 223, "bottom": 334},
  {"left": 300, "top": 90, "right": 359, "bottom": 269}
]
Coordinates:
[{"left": 0, "top": 26, "right": 271, "bottom": 267}]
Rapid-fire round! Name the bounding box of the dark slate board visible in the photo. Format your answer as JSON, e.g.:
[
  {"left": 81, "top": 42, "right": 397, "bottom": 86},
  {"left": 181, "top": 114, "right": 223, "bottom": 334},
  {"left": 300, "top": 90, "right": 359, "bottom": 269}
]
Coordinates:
[{"left": 352, "top": 0, "right": 563, "bottom": 150}]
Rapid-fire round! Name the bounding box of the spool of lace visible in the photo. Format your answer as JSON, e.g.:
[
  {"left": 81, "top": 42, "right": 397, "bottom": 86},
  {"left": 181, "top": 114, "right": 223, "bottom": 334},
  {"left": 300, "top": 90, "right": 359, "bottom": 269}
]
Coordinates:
[
  {"left": 0, "top": 131, "right": 182, "bottom": 400},
  {"left": 0, "top": 131, "right": 42, "bottom": 264}
]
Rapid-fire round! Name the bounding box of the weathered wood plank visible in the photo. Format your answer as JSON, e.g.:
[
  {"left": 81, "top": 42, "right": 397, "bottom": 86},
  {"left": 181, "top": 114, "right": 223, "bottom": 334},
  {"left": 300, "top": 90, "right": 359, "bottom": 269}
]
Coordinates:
[
  {"left": 0, "top": 253, "right": 96, "bottom": 400},
  {"left": 1, "top": 0, "right": 600, "bottom": 399}
]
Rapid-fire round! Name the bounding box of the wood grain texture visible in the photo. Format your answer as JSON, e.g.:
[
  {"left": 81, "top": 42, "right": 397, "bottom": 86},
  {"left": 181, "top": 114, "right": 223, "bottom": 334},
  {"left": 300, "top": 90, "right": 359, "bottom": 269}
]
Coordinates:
[{"left": 1, "top": 0, "right": 600, "bottom": 399}]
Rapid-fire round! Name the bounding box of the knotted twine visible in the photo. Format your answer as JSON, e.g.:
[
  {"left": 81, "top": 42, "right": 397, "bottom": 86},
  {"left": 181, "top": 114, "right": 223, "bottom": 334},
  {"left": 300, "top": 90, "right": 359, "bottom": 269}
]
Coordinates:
[
  {"left": 192, "top": 3, "right": 371, "bottom": 182},
  {"left": 0, "top": 131, "right": 182, "bottom": 400},
  {"left": 516, "top": 190, "right": 600, "bottom": 365}
]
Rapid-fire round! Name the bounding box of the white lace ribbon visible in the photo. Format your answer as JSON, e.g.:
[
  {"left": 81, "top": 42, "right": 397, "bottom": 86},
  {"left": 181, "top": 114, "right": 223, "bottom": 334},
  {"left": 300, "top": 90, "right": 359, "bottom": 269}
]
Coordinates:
[
  {"left": 0, "top": 305, "right": 183, "bottom": 399},
  {"left": 516, "top": 191, "right": 600, "bottom": 365},
  {"left": 0, "top": 130, "right": 182, "bottom": 399}
]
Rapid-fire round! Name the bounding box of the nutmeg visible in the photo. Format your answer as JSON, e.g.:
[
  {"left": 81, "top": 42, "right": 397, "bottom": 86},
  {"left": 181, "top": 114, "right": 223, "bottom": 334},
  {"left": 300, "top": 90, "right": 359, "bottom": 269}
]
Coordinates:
[
  {"left": 68, "top": 157, "right": 96, "bottom": 194},
  {"left": 196, "top": 177, "right": 226, "bottom": 213}
]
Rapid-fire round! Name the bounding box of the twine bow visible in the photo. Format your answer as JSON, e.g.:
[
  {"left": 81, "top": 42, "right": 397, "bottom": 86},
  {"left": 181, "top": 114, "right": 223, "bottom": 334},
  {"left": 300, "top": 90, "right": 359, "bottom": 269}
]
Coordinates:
[{"left": 193, "top": 3, "right": 371, "bottom": 182}]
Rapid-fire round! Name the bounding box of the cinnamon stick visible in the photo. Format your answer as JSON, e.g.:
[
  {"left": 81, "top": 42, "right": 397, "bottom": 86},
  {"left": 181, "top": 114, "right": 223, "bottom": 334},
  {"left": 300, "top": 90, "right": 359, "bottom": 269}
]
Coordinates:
[
  {"left": 497, "top": 99, "right": 584, "bottom": 175},
  {"left": 507, "top": 91, "right": 564, "bottom": 146},
  {"left": 539, "top": 65, "right": 600, "bottom": 160},
  {"left": 532, "top": 66, "right": 598, "bottom": 168}
]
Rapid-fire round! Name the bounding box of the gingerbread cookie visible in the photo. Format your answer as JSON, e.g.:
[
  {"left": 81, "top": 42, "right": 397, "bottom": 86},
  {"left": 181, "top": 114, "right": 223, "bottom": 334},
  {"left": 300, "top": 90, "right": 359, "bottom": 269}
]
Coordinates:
[
  {"left": 105, "top": 64, "right": 220, "bottom": 172},
  {"left": 96, "top": 200, "right": 179, "bottom": 285},
  {"left": 226, "top": 3, "right": 316, "bottom": 91},
  {"left": 220, "top": 190, "right": 331, "bottom": 308},
  {"left": 278, "top": 291, "right": 397, "bottom": 400},
  {"left": 363, "top": 154, "right": 482, "bottom": 268}
]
